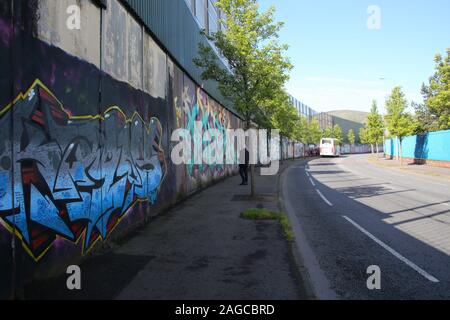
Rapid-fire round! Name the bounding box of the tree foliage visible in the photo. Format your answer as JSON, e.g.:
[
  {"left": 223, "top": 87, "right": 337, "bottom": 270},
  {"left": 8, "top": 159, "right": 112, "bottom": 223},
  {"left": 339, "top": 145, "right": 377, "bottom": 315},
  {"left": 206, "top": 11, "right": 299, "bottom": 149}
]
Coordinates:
[
  {"left": 308, "top": 118, "right": 322, "bottom": 144},
  {"left": 421, "top": 48, "right": 450, "bottom": 131},
  {"left": 359, "top": 127, "right": 368, "bottom": 144},
  {"left": 384, "top": 86, "right": 416, "bottom": 164},
  {"left": 322, "top": 127, "right": 333, "bottom": 139},
  {"left": 193, "top": 0, "right": 293, "bottom": 130},
  {"left": 293, "top": 116, "right": 309, "bottom": 144},
  {"left": 366, "top": 100, "right": 385, "bottom": 145},
  {"left": 266, "top": 91, "right": 299, "bottom": 138},
  {"left": 384, "top": 87, "right": 415, "bottom": 140},
  {"left": 193, "top": 0, "right": 293, "bottom": 196},
  {"left": 412, "top": 101, "right": 439, "bottom": 134},
  {"left": 332, "top": 124, "right": 343, "bottom": 144},
  {"left": 347, "top": 129, "right": 355, "bottom": 145}
]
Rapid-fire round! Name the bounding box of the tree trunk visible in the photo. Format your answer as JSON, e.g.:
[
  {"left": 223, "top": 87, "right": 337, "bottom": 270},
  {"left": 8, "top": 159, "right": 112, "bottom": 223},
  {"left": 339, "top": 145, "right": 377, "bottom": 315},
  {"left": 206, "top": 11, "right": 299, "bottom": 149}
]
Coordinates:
[
  {"left": 376, "top": 143, "right": 379, "bottom": 159},
  {"left": 399, "top": 141, "right": 403, "bottom": 166},
  {"left": 280, "top": 134, "right": 283, "bottom": 165},
  {"left": 244, "top": 120, "right": 256, "bottom": 198},
  {"left": 250, "top": 164, "right": 255, "bottom": 198},
  {"left": 371, "top": 144, "right": 374, "bottom": 155}
]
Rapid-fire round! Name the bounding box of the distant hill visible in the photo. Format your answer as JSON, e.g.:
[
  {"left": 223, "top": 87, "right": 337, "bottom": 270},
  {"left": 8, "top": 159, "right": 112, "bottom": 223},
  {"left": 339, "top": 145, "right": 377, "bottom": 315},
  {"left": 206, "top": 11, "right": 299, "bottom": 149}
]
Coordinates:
[
  {"left": 327, "top": 110, "right": 368, "bottom": 124},
  {"left": 325, "top": 110, "right": 368, "bottom": 142}
]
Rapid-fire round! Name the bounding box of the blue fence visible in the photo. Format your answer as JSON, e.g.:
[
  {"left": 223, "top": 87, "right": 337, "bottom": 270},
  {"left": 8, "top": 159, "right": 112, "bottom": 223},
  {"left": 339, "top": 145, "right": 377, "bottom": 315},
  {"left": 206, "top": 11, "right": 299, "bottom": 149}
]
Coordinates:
[{"left": 385, "top": 129, "right": 450, "bottom": 162}]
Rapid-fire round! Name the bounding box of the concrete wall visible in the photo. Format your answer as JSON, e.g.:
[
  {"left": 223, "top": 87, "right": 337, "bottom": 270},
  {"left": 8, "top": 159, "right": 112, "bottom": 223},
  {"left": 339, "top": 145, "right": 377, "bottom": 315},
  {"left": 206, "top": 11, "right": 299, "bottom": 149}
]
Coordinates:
[
  {"left": 123, "top": 0, "right": 235, "bottom": 113},
  {"left": 0, "top": 0, "right": 243, "bottom": 298},
  {"left": 385, "top": 130, "right": 450, "bottom": 166},
  {"left": 341, "top": 144, "right": 374, "bottom": 154},
  {"left": 37, "top": 0, "right": 101, "bottom": 68},
  {"left": 281, "top": 138, "right": 303, "bottom": 160},
  {"left": 294, "top": 143, "right": 304, "bottom": 158}
]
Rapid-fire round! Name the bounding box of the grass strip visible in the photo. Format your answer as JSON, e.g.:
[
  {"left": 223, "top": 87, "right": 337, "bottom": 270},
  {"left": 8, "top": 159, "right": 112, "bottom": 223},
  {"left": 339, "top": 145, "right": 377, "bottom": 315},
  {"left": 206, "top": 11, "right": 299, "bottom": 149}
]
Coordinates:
[{"left": 240, "top": 208, "right": 294, "bottom": 242}]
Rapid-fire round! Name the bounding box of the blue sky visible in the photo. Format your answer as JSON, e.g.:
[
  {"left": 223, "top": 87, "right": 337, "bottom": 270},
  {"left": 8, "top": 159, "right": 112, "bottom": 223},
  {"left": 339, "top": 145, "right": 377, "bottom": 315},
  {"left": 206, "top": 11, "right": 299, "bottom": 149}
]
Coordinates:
[{"left": 258, "top": 0, "right": 450, "bottom": 113}]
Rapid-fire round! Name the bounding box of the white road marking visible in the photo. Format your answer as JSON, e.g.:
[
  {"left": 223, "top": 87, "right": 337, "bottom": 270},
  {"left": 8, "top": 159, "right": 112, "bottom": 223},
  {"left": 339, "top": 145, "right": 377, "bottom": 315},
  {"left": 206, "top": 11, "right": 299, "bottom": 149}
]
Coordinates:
[
  {"left": 309, "top": 177, "right": 316, "bottom": 187},
  {"left": 316, "top": 189, "right": 333, "bottom": 206},
  {"left": 441, "top": 203, "right": 449, "bottom": 207},
  {"left": 342, "top": 216, "right": 440, "bottom": 283},
  {"left": 282, "top": 168, "right": 338, "bottom": 299},
  {"left": 305, "top": 171, "right": 310, "bottom": 177}
]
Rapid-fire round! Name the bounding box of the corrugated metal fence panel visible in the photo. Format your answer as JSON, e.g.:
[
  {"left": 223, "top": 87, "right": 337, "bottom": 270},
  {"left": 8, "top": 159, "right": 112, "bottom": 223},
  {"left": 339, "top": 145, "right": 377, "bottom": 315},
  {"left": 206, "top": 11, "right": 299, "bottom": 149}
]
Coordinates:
[
  {"left": 385, "top": 130, "right": 450, "bottom": 161},
  {"left": 122, "top": 0, "right": 235, "bottom": 114}
]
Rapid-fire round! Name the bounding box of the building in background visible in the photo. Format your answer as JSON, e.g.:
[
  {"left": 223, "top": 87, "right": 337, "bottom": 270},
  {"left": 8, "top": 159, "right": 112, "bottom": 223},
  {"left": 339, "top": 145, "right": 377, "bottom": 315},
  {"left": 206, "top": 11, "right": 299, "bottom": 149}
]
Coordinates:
[
  {"left": 288, "top": 94, "right": 365, "bottom": 143},
  {"left": 184, "top": 0, "right": 223, "bottom": 34},
  {"left": 288, "top": 94, "right": 334, "bottom": 130}
]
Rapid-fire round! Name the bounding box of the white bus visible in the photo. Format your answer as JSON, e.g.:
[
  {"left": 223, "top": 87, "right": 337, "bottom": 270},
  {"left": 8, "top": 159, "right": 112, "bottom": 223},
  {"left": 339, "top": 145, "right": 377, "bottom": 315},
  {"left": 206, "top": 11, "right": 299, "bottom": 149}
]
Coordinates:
[{"left": 320, "top": 138, "right": 340, "bottom": 157}]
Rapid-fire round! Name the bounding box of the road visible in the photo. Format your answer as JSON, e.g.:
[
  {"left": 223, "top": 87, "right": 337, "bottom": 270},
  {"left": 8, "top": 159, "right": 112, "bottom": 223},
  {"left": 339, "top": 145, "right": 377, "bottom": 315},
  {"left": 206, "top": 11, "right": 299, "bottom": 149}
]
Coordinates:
[{"left": 282, "top": 154, "right": 450, "bottom": 299}]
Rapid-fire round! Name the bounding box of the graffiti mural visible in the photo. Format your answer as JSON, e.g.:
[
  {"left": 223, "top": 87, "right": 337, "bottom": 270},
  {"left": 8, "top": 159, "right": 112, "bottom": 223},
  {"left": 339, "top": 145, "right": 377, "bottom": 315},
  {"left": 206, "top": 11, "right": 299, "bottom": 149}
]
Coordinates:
[
  {"left": 0, "top": 0, "right": 244, "bottom": 299},
  {"left": 0, "top": 79, "right": 166, "bottom": 261},
  {"left": 174, "top": 86, "right": 232, "bottom": 178}
]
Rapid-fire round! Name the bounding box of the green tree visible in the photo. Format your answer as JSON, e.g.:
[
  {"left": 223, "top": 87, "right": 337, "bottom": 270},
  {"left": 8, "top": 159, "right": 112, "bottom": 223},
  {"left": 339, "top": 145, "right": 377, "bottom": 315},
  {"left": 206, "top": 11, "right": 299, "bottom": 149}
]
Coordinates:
[
  {"left": 266, "top": 92, "right": 300, "bottom": 160},
  {"left": 269, "top": 93, "right": 299, "bottom": 139},
  {"left": 322, "top": 127, "right": 333, "bottom": 139},
  {"left": 359, "top": 127, "right": 368, "bottom": 144},
  {"left": 194, "top": 0, "right": 292, "bottom": 196},
  {"left": 412, "top": 101, "right": 439, "bottom": 134},
  {"left": 384, "top": 87, "right": 415, "bottom": 164},
  {"left": 293, "top": 116, "right": 309, "bottom": 144},
  {"left": 366, "top": 100, "right": 385, "bottom": 157},
  {"left": 347, "top": 129, "right": 355, "bottom": 146},
  {"left": 308, "top": 118, "right": 322, "bottom": 144},
  {"left": 332, "top": 124, "right": 343, "bottom": 144},
  {"left": 421, "top": 48, "right": 450, "bottom": 130}
]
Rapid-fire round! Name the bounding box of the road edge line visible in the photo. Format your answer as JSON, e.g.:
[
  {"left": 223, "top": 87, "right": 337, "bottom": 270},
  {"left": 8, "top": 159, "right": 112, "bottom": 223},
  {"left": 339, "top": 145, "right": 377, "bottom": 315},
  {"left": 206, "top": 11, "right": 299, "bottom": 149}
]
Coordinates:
[
  {"left": 279, "top": 162, "right": 339, "bottom": 300},
  {"left": 316, "top": 189, "right": 333, "bottom": 206}
]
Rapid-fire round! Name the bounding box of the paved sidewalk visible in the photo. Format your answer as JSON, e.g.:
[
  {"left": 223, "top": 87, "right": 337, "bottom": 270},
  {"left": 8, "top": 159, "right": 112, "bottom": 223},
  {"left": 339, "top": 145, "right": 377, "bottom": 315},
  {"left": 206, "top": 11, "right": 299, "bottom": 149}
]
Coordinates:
[
  {"left": 25, "top": 160, "right": 308, "bottom": 300},
  {"left": 367, "top": 154, "right": 450, "bottom": 181}
]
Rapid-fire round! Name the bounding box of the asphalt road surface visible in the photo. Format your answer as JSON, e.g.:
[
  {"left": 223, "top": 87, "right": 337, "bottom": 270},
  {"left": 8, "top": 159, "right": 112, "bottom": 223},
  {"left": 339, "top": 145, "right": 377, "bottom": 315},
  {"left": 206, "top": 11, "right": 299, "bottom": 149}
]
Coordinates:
[{"left": 283, "top": 154, "right": 450, "bottom": 299}]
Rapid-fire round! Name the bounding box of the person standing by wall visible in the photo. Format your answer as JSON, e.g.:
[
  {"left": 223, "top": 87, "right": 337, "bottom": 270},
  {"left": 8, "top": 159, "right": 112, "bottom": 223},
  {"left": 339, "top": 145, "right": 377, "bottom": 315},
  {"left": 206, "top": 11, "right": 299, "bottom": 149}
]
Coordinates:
[{"left": 239, "top": 148, "right": 250, "bottom": 185}]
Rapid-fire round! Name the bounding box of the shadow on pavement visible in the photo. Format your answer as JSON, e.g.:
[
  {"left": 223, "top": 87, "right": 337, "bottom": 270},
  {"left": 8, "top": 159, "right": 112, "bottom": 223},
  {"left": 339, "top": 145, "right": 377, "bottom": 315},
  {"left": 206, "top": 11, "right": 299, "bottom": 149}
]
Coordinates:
[
  {"left": 335, "top": 184, "right": 415, "bottom": 199},
  {"left": 24, "top": 254, "right": 153, "bottom": 300},
  {"left": 308, "top": 170, "right": 349, "bottom": 175},
  {"left": 287, "top": 158, "right": 450, "bottom": 299}
]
